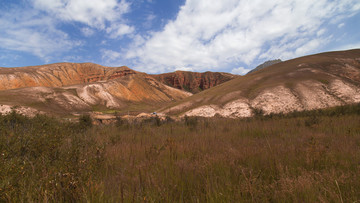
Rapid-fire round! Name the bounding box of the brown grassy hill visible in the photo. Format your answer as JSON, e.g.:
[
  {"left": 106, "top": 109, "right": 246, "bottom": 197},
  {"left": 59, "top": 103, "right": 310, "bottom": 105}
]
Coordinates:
[
  {"left": 152, "top": 71, "right": 237, "bottom": 93},
  {"left": 0, "top": 63, "right": 191, "bottom": 115},
  {"left": 160, "top": 49, "right": 360, "bottom": 117}
]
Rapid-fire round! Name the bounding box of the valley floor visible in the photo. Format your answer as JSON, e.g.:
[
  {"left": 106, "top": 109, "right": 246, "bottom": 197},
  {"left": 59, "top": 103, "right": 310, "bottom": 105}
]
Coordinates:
[{"left": 1, "top": 104, "right": 360, "bottom": 202}]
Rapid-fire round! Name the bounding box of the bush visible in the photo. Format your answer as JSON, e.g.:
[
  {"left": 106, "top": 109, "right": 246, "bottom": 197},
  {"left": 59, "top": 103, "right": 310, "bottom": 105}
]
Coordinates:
[
  {"left": 253, "top": 108, "right": 264, "bottom": 117},
  {"left": 304, "top": 115, "right": 320, "bottom": 127},
  {"left": 184, "top": 115, "right": 198, "bottom": 130},
  {"left": 154, "top": 115, "right": 161, "bottom": 126},
  {"left": 0, "top": 112, "right": 104, "bottom": 202},
  {"left": 115, "top": 116, "right": 125, "bottom": 127},
  {"left": 78, "top": 114, "right": 93, "bottom": 129},
  {"left": 165, "top": 116, "right": 174, "bottom": 123}
]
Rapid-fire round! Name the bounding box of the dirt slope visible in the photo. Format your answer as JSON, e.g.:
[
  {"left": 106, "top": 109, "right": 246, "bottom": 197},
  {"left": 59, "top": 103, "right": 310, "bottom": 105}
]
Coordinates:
[{"left": 160, "top": 49, "right": 360, "bottom": 118}]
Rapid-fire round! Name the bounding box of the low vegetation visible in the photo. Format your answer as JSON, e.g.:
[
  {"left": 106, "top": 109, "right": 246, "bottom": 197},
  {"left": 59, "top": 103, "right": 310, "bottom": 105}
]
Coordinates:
[{"left": 1, "top": 104, "right": 360, "bottom": 202}]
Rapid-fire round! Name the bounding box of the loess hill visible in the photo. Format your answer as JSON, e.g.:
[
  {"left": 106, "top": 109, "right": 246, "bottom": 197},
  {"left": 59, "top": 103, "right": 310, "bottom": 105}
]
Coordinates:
[{"left": 160, "top": 49, "right": 360, "bottom": 118}]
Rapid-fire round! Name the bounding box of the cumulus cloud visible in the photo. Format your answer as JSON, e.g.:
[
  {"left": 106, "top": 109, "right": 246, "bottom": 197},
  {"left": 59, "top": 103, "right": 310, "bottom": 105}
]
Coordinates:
[
  {"left": 101, "top": 49, "right": 122, "bottom": 66},
  {"left": 259, "top": 37, "right": 331, "bottom": 61},
  {"left": 0, "top": 0, "right": 132, "bottom": 62},
  {"left": 175, "top": 67, "right": 194, "bottom": 72},
  {"left": 0, "top": 8, "right": 80, "bottom": 61},
  {"left": 31, "top": 0, "right": 133, "bottom": 38},
  {"left": 106, "top": 24, "right": 135, "bottom": 39},
  {"left": 126, "top": 0, "right": 360, "bottom": 73},
  {"left": 32, "top": 0, "right": 130, "bottom": 29},
  {"left": 81, "top": 27, "right": 95, "bottom": 37}
]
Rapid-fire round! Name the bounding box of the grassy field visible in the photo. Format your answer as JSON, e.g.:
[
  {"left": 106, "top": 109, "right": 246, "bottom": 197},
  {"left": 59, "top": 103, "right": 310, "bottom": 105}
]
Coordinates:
[{"left": 1, "top": 104, "right": 360, "bottom": 202}]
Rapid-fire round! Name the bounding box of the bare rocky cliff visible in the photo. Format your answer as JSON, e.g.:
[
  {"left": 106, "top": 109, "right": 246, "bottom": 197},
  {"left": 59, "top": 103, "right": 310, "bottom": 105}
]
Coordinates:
[{"left": 152, "top": 71, "right": 237, "bottom": 93}]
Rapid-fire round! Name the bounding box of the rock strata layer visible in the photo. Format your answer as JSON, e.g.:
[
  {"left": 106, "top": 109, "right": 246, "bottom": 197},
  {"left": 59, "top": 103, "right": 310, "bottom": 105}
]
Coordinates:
[{"left": 153, "top": 71, "right": 237, "bottom": 93}]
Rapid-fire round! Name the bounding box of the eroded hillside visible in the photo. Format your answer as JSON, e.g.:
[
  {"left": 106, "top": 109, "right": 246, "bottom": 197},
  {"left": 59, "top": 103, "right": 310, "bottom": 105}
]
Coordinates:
[
  {"left": 153, "top": 71, "right": 237, "bottom": 93},
  {"left": 0, "top": 62, "right": 136, "bottom": 90},
  {"left": 0, "top": 63, "right": 192, "bottom": 115},
  {"left": 161, "top": 49, "right": 360, "bottom": 118}
]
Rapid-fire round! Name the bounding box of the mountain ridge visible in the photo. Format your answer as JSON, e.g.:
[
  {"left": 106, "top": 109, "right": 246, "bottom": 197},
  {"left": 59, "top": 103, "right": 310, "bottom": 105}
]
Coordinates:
[
  {"left": 160, "top": 49, "right": 360, "bottom": 118},
  {"left": 0, "top": 62, "right": 137, "bottom": 90},
  {"left": 1, "top": 49, "right": 360, "bottom": 118},
  {"left": 0, "top": 62, "right": 234, "bottom": 116},
  {"left": 247, "top": 59, "right": 282, "bottom": 74}
]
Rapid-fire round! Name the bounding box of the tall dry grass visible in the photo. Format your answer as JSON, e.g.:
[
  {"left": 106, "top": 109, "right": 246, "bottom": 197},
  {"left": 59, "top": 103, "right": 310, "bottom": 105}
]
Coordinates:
[{"left": 1, "top": 105, "right": 360, "bottom": 202}]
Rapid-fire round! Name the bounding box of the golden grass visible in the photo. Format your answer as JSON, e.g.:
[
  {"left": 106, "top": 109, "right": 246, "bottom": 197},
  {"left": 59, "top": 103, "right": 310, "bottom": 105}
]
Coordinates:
[{"left": 1, "top": 107, "right": 360, "bottom": 202}]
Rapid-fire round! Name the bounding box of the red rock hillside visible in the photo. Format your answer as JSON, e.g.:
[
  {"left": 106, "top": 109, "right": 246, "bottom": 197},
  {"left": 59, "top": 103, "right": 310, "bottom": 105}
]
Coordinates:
[
  {"left": 0, "top": 62, "right": 136, "bottom": 90},
  {"left": 153, "top": 71, "right": 237, "bottom": 93},
  {"left": 0, "top": 63, "right": 193, "bottom": 115}
]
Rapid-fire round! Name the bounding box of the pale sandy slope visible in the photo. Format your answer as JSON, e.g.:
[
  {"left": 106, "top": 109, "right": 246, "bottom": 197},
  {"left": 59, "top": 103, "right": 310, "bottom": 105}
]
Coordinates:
[{"left": 161, "top": 49, "right": 360, "bottom": 118}]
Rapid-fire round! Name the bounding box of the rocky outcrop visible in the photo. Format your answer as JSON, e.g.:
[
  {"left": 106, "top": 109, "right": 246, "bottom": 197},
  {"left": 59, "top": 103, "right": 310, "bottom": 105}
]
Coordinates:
[
  {"left": 153, "top": 71, "right": 237, "bottom": 93},
  {"left": 0, "top": 104, "right": 42, "bottom": 117},
  {"left": 247, "top": 59, "right": 282, "bottom": 74},
  {"left": 0, "top": 62, "right": 136, "bottom": 90}
]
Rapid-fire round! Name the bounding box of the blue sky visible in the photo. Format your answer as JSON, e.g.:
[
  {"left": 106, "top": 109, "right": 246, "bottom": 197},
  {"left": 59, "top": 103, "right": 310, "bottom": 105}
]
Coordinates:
[{"left": 0, "top": 0, "right": 360, "bottom": 74}]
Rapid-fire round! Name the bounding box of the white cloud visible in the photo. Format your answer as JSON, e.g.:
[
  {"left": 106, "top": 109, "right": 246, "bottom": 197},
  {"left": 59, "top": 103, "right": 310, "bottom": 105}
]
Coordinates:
[
  {"left": 231, "top": 67, "right": 250, "bottom": 75},
  {"left": 338, "top": 23, "right": 345, "bottom": 28},
  {"left": 31, "top": 0, "right": 133, "bottom": 39},
  {"left": 146, "top": 14, "right": 156, "bottom": 22},
  {"left": 175, "top": 67, "right": 194, "bottom": 72},
  {"left": 317, "top": 29, "right": 326, "bottom": 36},
  {"left": 126, "top": 0, "right": 360, "bottom": 73},
  {"left": 106, "top": 24, "right": 135, "bottom": 39},
  {"left": 101, "top": 49, "right": 122, "bottom": 65},
  {"left": 32, "top": 0, "right": 130, "bottom": 29},
  {"left": 143, "top": 13, "right": 156, "bottom": 29},
  {"left": 0, "top": 0, "right": 132, "bottom": 62},
  {"left": 0, "top": 8, "right": 81, "bottom": 61},
  {"left": 81, "top": 27, "right": 95, "bottom": 37}
]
